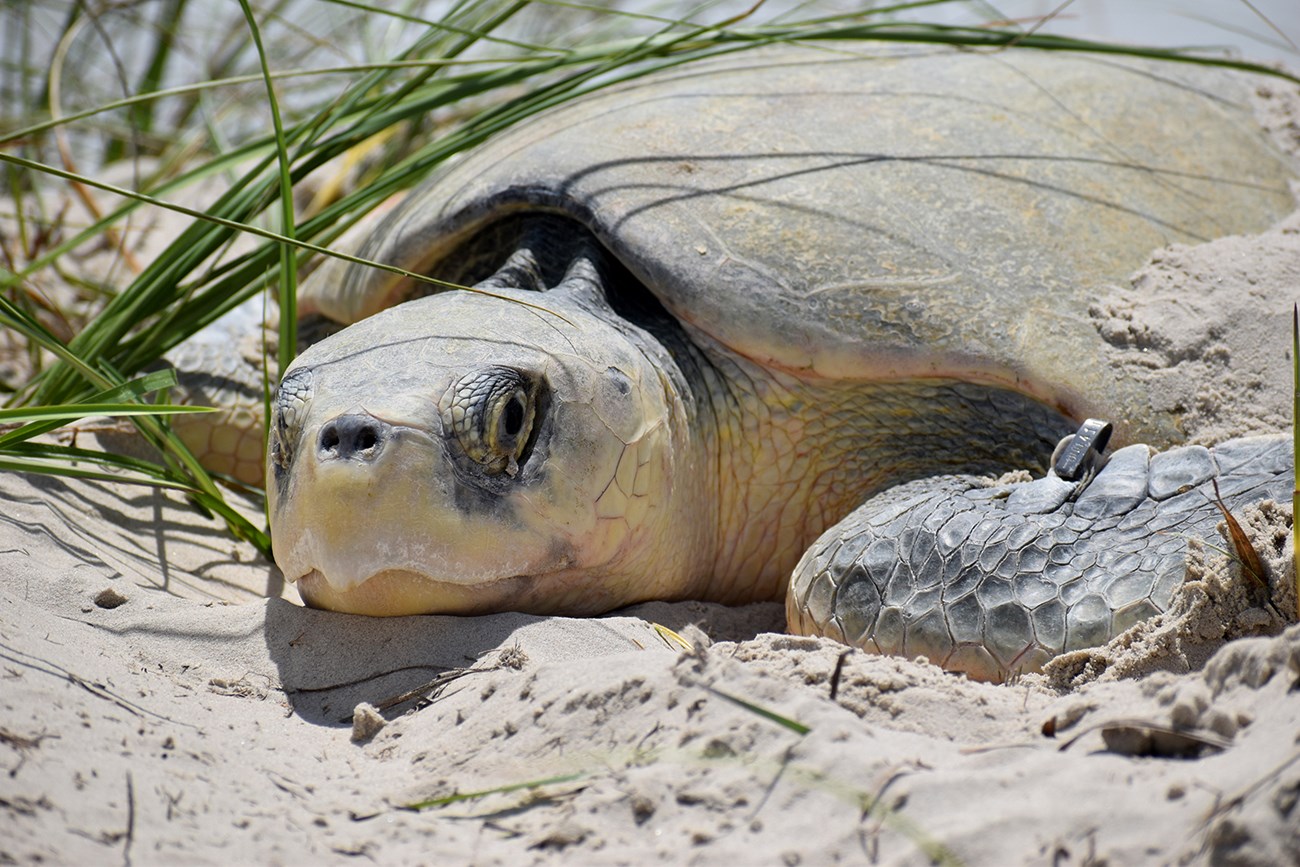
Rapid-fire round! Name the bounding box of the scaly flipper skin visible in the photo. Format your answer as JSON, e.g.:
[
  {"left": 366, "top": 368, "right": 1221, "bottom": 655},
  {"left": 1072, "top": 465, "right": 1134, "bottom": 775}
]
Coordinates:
[{"left": 789, "top": 436, "right": 1294, "bottom": 681}]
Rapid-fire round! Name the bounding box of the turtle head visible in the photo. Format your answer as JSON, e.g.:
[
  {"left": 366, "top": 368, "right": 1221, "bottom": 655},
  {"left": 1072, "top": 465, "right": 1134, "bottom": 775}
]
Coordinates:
[{"left": 268, "top": 286, "right": 704, "bottom": 616}]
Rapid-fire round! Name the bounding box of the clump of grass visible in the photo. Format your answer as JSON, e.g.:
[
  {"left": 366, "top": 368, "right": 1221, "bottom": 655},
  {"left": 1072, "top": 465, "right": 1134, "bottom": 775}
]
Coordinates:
[{"left": 1, "top": 0, "right": 1296, "bottom": 559}]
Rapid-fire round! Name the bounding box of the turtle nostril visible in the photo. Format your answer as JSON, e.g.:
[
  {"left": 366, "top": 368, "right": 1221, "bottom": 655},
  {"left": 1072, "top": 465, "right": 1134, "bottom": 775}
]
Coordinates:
[{"left": 318, "top": 413, "right": 390, "bottom": 462}]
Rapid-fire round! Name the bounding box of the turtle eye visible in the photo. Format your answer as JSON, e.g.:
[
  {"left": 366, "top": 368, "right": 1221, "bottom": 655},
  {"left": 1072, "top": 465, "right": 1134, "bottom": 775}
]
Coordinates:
[{"left": 443, "top": 367, "right": 539, "bottom": 477}]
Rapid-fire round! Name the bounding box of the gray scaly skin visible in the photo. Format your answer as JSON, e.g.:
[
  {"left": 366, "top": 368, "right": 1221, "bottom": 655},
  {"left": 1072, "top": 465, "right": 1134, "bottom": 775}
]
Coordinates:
[{"left": 789, "top": 436, "right": 1293, "bottom": 681}]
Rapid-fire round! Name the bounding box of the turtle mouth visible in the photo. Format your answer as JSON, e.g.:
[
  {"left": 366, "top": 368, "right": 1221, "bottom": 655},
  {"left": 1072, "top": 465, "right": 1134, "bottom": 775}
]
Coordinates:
[{"left": 294, "top": 567, "right": 526, "bottom": 617}]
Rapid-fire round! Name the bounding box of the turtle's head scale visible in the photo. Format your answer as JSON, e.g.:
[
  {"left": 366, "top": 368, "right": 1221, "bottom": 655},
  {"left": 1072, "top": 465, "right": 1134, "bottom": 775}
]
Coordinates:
[{"left": 267, "top": 285, "right": 706, "bottom": 617}]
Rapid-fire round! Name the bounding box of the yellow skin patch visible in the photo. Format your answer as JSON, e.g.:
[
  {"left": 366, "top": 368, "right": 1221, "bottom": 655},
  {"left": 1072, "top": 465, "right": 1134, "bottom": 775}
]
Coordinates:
[{"left": 687, "top": 325, "right": 1079, "bottom": 606}]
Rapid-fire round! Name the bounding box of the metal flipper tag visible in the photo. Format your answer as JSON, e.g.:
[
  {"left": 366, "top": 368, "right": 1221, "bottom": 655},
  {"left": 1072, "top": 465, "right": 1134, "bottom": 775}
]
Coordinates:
[{"left": 1053, "top": 418, "right": 1113, "bottom": 482}]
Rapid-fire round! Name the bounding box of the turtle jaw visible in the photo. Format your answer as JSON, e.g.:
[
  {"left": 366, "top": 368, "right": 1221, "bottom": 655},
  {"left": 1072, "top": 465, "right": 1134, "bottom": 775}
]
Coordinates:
[
  {"left": 292, "top": 564, "right": 640, "bottom": 617},
  {"left": 295, "top": 567, "right": 529, "bottom": 617},
  {"left": 295, "top": 568, "right": 500, "bottom": 616}
]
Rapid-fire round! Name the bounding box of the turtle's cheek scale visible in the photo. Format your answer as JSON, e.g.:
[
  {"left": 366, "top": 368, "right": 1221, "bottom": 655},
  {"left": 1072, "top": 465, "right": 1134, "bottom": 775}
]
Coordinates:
[
  {"left": 268, "top": 366, "right": 314, "bottom": 501},
  {"left": 787, "top": 436, "right": 1294, "bottom": 683}
]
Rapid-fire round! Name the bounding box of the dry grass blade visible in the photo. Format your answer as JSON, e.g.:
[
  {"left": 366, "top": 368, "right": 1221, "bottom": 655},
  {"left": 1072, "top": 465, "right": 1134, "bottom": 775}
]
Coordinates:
[
  {"left": 652, "top": 622, "right": 694, "bottom": 651},
  {"left": 1209, "top": 477, "right": 1271, "bottom": 602}
]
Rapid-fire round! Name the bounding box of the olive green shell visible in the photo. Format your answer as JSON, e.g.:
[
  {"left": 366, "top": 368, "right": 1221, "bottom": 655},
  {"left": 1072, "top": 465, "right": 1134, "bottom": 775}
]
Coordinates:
[{"left": 307, "top": 44, "right": 1296, "bottom": 444}]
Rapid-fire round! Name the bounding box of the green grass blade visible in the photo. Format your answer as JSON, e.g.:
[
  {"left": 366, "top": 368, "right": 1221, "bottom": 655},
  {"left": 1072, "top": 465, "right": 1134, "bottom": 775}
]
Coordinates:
[
  {"left": 700, "top": 685, "right": 811, "bottom": 736},
  {"left": 0, "top": 403, "right": 210, "bottom": 424},
  {"left": 405, "top": 772, "right": 587, "bottom": 810},
  {"left": 0, "top": 455, "right": 197, "bottom": 491},
  {"left": 1, "top": 440, "right": 177, "bottom": 475},
  {"left": 0, "top": 290, "right": 123, "bottom": 396},
  {"left": 190, "top": 489, "right": 272, "bottom": 552},
  {"left": 0, "top": 370, "right": 188, "bottom": 447},
  {"left": 237, "top": 0, "right": 297, "bottom": 380}
]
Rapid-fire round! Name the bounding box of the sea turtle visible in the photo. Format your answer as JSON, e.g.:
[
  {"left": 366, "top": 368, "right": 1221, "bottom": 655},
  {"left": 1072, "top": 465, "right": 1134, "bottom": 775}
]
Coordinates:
[{"left": 258, "top": 44, "right": 1296, "bottom": 681}]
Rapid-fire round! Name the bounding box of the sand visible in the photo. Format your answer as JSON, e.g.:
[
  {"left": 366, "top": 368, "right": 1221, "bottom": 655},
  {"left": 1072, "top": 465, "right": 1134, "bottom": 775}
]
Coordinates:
[
  {"left": 1, "top": 463, "right": 1297, "bottom": 865},
  {"left": 4, "top": 68, "right": 1300, "bottom": 867}
]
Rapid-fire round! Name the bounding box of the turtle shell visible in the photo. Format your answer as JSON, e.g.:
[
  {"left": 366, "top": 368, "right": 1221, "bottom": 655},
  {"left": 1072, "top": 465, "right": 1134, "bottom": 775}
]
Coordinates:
[{"left": 305, "top": 44, "right": 1296, "bottom": 444}]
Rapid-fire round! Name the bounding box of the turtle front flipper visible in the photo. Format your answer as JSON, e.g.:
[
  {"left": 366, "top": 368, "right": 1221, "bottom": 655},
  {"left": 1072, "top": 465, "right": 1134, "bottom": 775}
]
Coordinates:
[{"left": 786, "top": 431, "right": 1294, "bottom": 682}]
